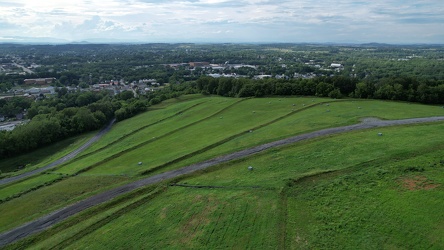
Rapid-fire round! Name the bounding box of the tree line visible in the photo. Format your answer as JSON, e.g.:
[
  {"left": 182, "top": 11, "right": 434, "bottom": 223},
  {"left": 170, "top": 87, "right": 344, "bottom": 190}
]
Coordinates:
[
  {"left": 195, "top": 76, "right": 444, "bottom": 104},
  {"left": 1, "top": 73, "right": 442, "bottom": 160}
]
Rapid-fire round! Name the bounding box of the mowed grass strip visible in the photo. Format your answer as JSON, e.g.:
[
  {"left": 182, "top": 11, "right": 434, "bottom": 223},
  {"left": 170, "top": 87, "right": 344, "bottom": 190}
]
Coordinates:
[
  {"left": 0, "top": 174, "right": 63, "bottom": 202},
  {"left": 63, "top": 188, "right": 280, "bottom": 249},
  {"left": 85, "top": 97, "right": 330, "bottom": 176},
  {"left": 53, "top": 97, "right": 239, "bottom": 175},
  {"left": 162, "top": 99, "right": 444, "bottom": 173},
  {"left": 80, "top": 95, "right": 210, "bottom": 155},
  {"left": 0, "top": 175, "right": 130, "bottom": 233}
]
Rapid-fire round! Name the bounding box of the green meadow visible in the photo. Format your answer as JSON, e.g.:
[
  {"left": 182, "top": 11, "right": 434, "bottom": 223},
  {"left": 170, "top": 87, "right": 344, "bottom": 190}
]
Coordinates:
[{"left": 1, "top": 95, "right": 443, "bottom": 249}]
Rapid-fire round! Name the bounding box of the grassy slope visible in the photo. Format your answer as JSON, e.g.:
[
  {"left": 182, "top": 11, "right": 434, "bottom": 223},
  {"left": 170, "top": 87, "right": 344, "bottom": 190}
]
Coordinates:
[
  {"left": 161, "top": 99, "right": 444, "bottom": 174},
  {"left": 1, "top": 96, "right": 443, "bottom": 249},
  {"left": 0, "top": 174, "right": 62, "bottom": 201},
  {"left": 12, "top": 122, "right": 442, "bottom": 249},
  {"left": 0, "top": 96, "right": 219, "bottom": 230},
  {"left": 286, "top": 149, "right": 444, "bottom": 249},
  {"left": 51, "top": 96, "right": 239, "bottom": 175},
  {"left": 66, "top": 188, "right": 279, "bottom": 249},
  {"left": 0, "top": 131, "right": 95, "bottom": 175},
  {"left": 0, "top": 175, "right": 130, "bottom": 232},
  {"left": 15, "top": 123, "right": 444, "bottom": 249},
  {"left": 84, "top": 97, "right": 331, "bottom": 176}
]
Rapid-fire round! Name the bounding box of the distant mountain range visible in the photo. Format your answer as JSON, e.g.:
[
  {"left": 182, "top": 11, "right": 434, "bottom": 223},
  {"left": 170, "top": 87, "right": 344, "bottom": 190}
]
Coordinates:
[{"left": 0, "top": 36, "right": 442, "bottom": 46}]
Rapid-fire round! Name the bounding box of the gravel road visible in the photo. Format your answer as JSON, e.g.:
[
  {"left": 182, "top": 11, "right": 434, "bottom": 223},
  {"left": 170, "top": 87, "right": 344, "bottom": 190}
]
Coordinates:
[
  {"left": 0, "top": 119, "right": 116, "bottom": 186},
  {"left": 0, "top": 116, "right": 443, "bottom": 247}
]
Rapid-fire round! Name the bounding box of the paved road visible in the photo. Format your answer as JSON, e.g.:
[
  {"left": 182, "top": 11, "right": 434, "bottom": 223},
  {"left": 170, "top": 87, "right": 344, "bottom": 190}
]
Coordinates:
[
  {"left": 0, "top": 119, "right": 115, "bottom": 186},
  {"left": 12, "top": 63, "right": 34, "bottom": 74},
  {"left": 0, "top": 116, "right": 443, "bottom": 247}
]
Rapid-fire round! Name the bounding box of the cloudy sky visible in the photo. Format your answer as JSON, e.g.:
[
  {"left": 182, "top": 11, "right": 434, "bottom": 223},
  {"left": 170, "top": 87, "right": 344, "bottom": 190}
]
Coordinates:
[{"left": 0, "top": 0, "right": 443, "bottom": 44}]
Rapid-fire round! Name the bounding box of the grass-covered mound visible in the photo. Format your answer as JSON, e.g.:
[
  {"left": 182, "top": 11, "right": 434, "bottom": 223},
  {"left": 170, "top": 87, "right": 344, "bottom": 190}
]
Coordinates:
[{"left": 1, "top": 95, "right": 443, "bottom": 249}]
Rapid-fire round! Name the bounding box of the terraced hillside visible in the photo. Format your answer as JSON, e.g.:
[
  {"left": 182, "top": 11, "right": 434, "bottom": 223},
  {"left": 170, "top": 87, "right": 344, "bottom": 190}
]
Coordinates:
[{"left": 1, "top": 94, "right": 443, "bottom": 249}]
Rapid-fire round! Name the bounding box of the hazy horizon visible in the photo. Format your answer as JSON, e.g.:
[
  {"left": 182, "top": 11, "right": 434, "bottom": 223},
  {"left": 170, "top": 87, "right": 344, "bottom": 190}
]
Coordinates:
[{"left": 1, "top": 0, "right": 443, "bottom": 44}]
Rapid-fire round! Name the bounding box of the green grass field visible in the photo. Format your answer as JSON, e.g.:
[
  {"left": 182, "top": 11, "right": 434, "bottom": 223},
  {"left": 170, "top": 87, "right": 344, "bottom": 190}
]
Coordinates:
[
  {"left": 0, "top": 175, "right": 130, "bottom": 232},
  {"left": 1, "top": 95, "right": 443, "bottom": 249}
]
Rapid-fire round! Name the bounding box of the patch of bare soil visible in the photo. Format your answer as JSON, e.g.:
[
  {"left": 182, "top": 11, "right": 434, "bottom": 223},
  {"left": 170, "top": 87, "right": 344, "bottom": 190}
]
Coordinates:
[{"left": 400, "top": 176, "right": 441, "bottom": 191}]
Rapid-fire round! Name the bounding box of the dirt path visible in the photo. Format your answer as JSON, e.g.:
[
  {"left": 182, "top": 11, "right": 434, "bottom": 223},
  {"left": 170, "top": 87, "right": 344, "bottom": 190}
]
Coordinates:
[
  {"left": 0, "top": 119, "right": 116, "bottom": 186},
  {"left": 1, "top": 116, "right": 443, "bottom": 247}
]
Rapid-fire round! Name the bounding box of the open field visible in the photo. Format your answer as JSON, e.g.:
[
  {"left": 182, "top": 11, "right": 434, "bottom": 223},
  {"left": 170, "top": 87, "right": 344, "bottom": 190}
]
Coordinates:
[
  {"left": 66, "top": 188, "right": 280, "bottom": 249},
  {"left": 1, "top": 95, "right": 443, "bottom": 248},
  {"left": 5, "top": 122, "right": 442, "bottom": 249},
  {"left": 285, "top": 149, "right": 444, "bottom": 249}
]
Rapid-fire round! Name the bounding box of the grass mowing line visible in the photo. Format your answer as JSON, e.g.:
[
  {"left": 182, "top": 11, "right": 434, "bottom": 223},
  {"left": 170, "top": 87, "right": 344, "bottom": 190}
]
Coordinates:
[
  {"left": 70, "top": 98, "right": 248, "bottom": 175},
  {"left": 50, "top": 101, "right": 207, "bottom": 172},
  {"left": 4, "top": 184, "right": 165, "bottom": 250},
  {"left": 140, "top": 100, "right": 344, "bottom": 176}
]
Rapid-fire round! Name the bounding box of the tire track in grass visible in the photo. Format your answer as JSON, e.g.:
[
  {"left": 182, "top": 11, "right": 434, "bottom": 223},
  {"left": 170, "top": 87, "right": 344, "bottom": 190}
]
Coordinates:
[
  {"left": 205, "top": 204, "right": 225, "bottom": 247},
  {"left": 278, "top": 188, "right": 288, "bottom": 250},
  {"left": 247, "top": 205, "right": 258, "bottom": 247},
  {"left": 234, "top": 203, "right": 249, "bottom": 245},
  {"left": 1, "top": 116, "right": 443, "bottom": 247},
  {"left": 220, "top": 205, "right": 235, "bottom": 245},
  {"left": 215, "top": 205, "right": 228, "bottom": 247}
]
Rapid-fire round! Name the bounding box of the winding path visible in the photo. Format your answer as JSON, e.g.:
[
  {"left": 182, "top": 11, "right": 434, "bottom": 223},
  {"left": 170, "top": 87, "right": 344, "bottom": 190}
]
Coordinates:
[
  {"left": 1, "top": 116, "right": 443, "bottom": 247},
  {"left": 0, "top": 119, "right": 116, "bottom": 186}
]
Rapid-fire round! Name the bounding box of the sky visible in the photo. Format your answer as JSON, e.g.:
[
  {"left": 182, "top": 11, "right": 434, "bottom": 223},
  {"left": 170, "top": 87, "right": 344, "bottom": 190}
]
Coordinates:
[{"left": 0, "top": 0, "right": 443, "bottom": 44}]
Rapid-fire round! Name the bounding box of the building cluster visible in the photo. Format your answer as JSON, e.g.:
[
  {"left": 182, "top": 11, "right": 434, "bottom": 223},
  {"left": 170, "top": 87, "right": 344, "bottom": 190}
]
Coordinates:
[
  {"left": 91, "top": 78, "right": 161, "bottom": 95},
  {"left": 24, "top": 78, "right": 56, "bottom": 85}
]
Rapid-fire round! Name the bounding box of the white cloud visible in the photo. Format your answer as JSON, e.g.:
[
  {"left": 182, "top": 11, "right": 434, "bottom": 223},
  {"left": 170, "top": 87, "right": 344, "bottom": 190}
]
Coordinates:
[{"left": 0, "top": 0, "right": 443, "bottom": 43}]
